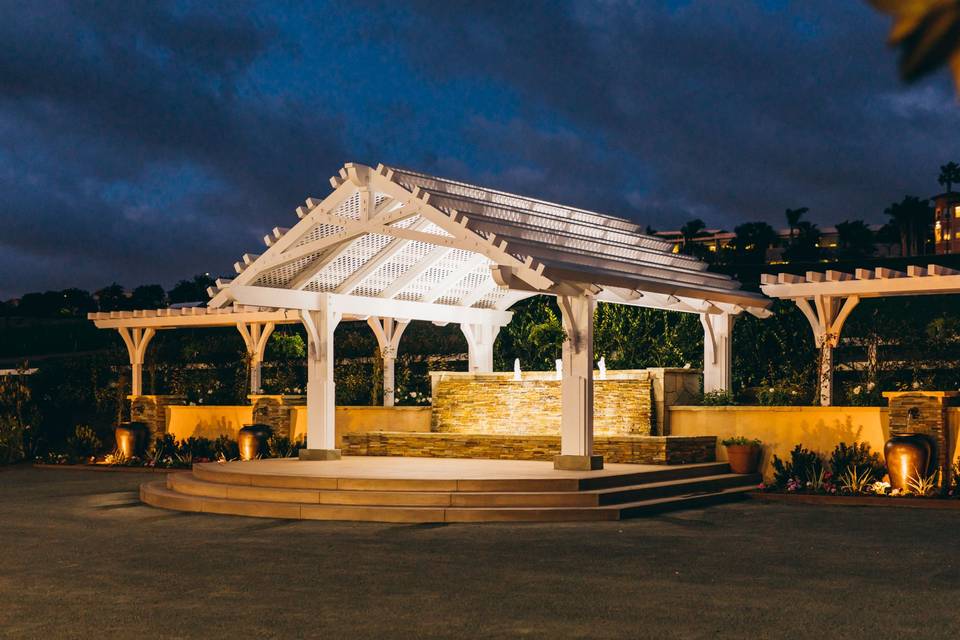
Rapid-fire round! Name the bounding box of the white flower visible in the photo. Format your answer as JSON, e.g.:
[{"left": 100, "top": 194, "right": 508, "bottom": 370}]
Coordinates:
[
  {"left": 912, "top": 381, "right": 920, "bottom": 389},
  {"left": 768, "top": 387, "right": 775, "bottom": 393},
  {"left": 409, "top": 392, "right": 416, "bottom": 398},
  {"left": 852, "top": 385, "right": 862, "bottom": 395},
  {"left": 866, "top": 382, "right": 876, "bottom": 391},
  {"left": 870, "top": 481, "right": 890, "bottom": 495}
]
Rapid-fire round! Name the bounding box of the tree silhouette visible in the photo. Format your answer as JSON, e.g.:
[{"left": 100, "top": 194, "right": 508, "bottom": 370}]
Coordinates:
[
  {"left": 885, "top": 195, "right": 934, "bottom": 257},
  {"left": 679, "top": 219, "right": 708, "bottom": 256},
  {"left": 168, "top": 274, "right": 216, "bottom": 304},
  {"left": 95, "top": 283, "right": 129, "bottom": 312},
  {"left": 730, "top": 221, "right": 778, "bottom": 264},
  {"left": 130, "top": 284, "right": 168, "bottom": 309},
  {"left": 782, "top": 221, "right": 822, "bottom": 262},
  {"left": 939, "top": 161, "right": 960, "bottom": 193},
  {"left": 835, "top": 220, "right": 875, "bottom": 260},
  {"left": 785, "top": 207, "right": 809, "bottom": 240}
]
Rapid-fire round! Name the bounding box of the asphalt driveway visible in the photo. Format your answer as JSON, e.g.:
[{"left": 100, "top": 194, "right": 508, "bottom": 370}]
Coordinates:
[{"left": 1, "top": 465, "right": 958, "bottom": 639}]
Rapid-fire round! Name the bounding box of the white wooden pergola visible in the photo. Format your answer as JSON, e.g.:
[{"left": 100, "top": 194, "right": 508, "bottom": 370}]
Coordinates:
[
  {"left": 760, "top": 264, "right": 960, "bottom": 406},
  {"left": 193, "top": 162, "right": 770, "bottom": 469}
]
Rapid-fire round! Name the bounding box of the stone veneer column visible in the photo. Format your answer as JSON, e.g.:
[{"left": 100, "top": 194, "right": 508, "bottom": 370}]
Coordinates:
[
  {"left": 647, "top": 368, "right": 702, "bottom": 436},
  {"left": 249, "top": 394, "right": 307, "bottom": 438},
  {"left": 128, "top": 394, "right": 186, "bottom": 442}
]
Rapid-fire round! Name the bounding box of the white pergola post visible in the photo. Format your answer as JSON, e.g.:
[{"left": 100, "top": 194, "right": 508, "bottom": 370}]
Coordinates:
[
  {"left": 300, "top": 294, "right": 342, "bottom": 460},
  {"left": 554, "top": 293, "right": 602, "bottom": 471},
  {"left": 460, "top": 322, "right": 500, "bottom": 373},
  {"left": 118, "top": 327, "right": 156, "bottom": 397},
  {"left": 367, "top": 316, "right": 409, "bottom": 406},
  {"left": 794, "top": 294, "right": 859, "bottom": 406},
  {"left": 701, "top": 312, "right": 736, "bottom": 393},
  {"left": 237, "top": 321, "right": 275, "bottom": 394}
]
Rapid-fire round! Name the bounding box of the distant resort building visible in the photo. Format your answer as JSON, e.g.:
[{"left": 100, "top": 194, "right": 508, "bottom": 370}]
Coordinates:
[
  {"left": 653, "top": 225, "right": 901, "bottom": 262},
  {"left": 933, "top": 191, "right": 960, "bottom": 255}
]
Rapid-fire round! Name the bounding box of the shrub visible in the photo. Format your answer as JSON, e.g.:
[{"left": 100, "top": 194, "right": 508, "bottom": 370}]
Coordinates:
[
  {"left": 0, "top": 370, "right": 38, "bottom": 464},
  {"left": 771, "top": 444, "right": 824, "bottom": 491},
  {"left": 842, "top": 382, "right": 883, "bottom": 407},
  {"left": 702, "top": 390, "right": 736, "bottom": 406},
  {"left": 828, "top": 441, "right": 885, "bottom": 482},
  {"left": 721, "top": 436, "right": 760, "bottom": 447},
  {"left": 757, "top": 384, "right": 808, "bottom": 406},
  {"left": 267, "top": 434, "right": 306, "bottom": 458},
  {"left": 67, "top": 424, "right": 102, "bottom": 460},
  {"left": 213, "top": 435, "right": 239, "bottom": 461},
  {"left": 177, "top": 437, "right": 215, "bottom": 463}
]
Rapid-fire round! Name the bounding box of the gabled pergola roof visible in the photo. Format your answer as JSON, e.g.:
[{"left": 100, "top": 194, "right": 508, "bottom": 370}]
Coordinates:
[{"left": 207, "top": 163, "right": 770, "bottom": 318}]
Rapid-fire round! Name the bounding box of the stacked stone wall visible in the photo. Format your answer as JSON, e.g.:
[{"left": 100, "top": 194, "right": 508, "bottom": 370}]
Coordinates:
[
  {"left": 430, "top": 371, "right": 653, "bottom": 436},
  {"left": 342, "top": 431, "right": 715, "bottom": 465}
]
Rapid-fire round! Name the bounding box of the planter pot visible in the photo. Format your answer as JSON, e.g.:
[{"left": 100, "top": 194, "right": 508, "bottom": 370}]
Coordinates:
[
  {"left": 115, "top": 421, "right": 149, "bottom": 458},
  {"left": 725, "top": 444, "right": 761, "bottom": 474},
  {"left": 238, "top": 424, "right": 273, "bottom": 461},
  {"left": 884, "top": 433, "right": 933, "bottom": 491}
]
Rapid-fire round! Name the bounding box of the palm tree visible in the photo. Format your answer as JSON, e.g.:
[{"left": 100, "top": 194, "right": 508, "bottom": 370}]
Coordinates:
[
  {"left": 785, "top": 207, "right": 809, "bottom": 240},
  {"left": 679, "top": 219, "right": 707, "bottom": 254},
  {"left": 783, "top": 221, "right": 822, "bottom": 262},
  {"left": 885, "top": 196, "right": 934, "bottom": 257},
  {"left": 939, "top": 161, "right": 960, "bottom": 193},
  {"left": 835, "top": 220, "right": 875, "bottom": 260}
]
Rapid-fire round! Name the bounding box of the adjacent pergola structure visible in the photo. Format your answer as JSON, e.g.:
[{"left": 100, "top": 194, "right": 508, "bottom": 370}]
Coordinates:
[
  {"left": 761, "top": 264, "right": 960, "bottom": 406},
  {"left": 196, "top": 162, "right": 769, "bottom": 469},
  {"left": 88, "top": 307, "right": 303, "bottom": 395}
]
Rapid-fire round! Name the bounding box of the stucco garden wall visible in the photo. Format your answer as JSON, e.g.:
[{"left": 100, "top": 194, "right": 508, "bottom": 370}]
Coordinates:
[
  {"left": 166, "top": 405, "right": 430, "bottom": 447},
  {"left": 669, "top": 405, "right": 960, "bottom": 480}
]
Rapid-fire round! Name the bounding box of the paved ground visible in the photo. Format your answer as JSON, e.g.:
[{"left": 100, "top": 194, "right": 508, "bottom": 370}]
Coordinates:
[{"left": 2, "top": 466, "right": 960, "bottom": 639}]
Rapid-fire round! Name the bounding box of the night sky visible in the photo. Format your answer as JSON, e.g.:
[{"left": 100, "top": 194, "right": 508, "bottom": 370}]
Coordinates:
[{"left": 2, "top": 1, "right": 958, "bottom": 299}]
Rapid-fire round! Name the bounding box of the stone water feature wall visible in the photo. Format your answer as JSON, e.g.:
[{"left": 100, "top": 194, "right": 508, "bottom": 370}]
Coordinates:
[
  {"left": 342, "top": 432, "right": 716, "bottom": 464},
  {"left": 429, "top": 368, "right": 700, "bottom": 436}
]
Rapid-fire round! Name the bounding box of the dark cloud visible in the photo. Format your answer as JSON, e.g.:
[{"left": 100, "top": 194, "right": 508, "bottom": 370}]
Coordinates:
[{"left": 1, "top": 1, "right": 957, "bottom": 298}]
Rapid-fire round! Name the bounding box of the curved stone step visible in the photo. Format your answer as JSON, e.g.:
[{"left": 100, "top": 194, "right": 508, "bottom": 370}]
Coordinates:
[
  {"left": 169, "top": 470, "right": 759, "bottom": 509},
  {"left": 141, "top": 481, "right": 612, "bottom": 522},
  {"left": 190, "top": 460, "right": 733, "bottom": 493},
  {"left": 595, "top": 473, "right": 761, "bottom": 505},
  {"left": 616, "top": 485, "right": 757, "bottom": 518},
  {"left": 142, "top": 479, "right": 758, "bottom": 523}
]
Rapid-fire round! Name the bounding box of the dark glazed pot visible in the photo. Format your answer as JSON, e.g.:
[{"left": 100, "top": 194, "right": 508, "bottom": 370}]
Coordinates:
[
  {"left": 239, "top": 424, "right": 272, "bottom": 461},
  {"left": 884, "top": 434, "right": 932, "bottom": 491},
  {"left": 725, "top": 444, "right": 761, "bottom": 474},
  {"left": 115, "top": 421, "right": 149, "bottom": 458}
]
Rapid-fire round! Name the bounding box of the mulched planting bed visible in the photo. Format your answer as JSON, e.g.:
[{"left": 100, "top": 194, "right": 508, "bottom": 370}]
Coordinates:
[
  {"left": 32, "top": 463, "right": 181, "bottom": 474},
  {"left": 749, "top": 491, "right": 960, "bottom": 510}
]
